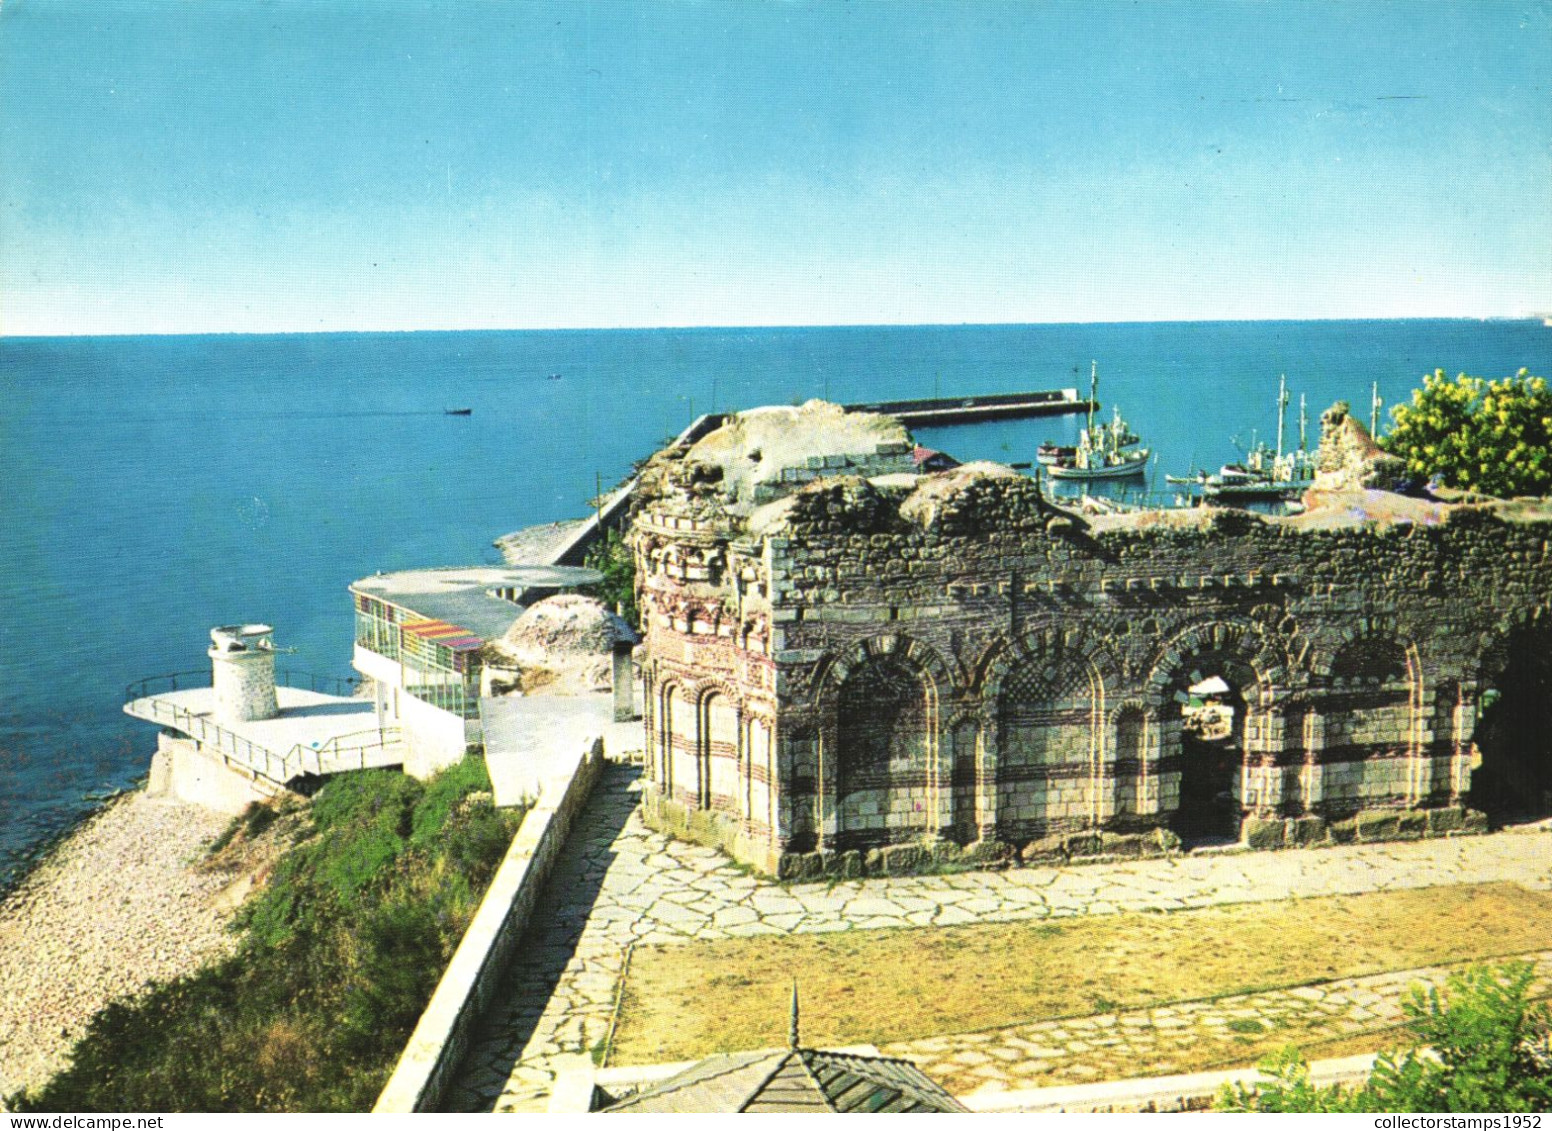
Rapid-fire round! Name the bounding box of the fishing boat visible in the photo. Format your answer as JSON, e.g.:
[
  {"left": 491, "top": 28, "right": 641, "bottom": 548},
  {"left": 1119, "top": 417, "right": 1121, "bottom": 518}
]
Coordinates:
[
  {"left": 1044, "top": 362, "right": 1151, "bottom": 480},
  {"left": 444, "top": 407, "right": 473, "bottom": 416},
  {"left": 1199, "top": 377, "right": 1316, "bottom": 500}
]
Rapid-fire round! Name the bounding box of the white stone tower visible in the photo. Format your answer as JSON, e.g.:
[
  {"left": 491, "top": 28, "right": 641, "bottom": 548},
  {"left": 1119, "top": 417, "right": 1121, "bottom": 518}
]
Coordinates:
[{"left": 209, "top": 624, "right": 280, "bottom": 724}]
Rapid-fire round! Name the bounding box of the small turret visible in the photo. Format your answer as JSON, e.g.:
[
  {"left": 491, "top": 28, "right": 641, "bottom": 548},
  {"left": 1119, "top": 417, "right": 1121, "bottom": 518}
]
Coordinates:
[{"left": 208, "top": 624, "right": 280, "bottom": 724}]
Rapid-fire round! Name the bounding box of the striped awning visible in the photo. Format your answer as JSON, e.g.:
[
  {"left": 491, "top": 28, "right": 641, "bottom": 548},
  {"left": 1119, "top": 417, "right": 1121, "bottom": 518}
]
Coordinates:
[{"left": 401, "top": 619, "right": 485, "bottom": 652}]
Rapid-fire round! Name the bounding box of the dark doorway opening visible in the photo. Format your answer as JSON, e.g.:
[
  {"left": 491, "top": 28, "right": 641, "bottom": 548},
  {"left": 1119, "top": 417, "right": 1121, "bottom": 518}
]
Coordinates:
[
  {"left": 1174, "top": 672, "right": 1246, "bottom": 844},
  {"left": 1471, "top": 624, "right": 1552, "bottom": 826}
]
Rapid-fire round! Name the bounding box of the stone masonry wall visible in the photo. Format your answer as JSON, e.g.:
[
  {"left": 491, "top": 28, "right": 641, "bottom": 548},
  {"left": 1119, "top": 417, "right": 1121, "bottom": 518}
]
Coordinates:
[{"left": 630, "top": 416, "right": 1552, "bottom": 878}]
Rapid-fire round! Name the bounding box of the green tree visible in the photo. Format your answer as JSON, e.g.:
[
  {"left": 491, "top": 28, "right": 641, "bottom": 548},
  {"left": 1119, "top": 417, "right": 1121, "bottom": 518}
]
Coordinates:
[
  {"left": 1380, "top": 369, "right": 1552, "bottom": 498},
  {"left": 1219, "top": 962, "right": 1552, "bottom": 1113},
  {"left": 584, "top": 526, "right": 639, "bottom": 630}
]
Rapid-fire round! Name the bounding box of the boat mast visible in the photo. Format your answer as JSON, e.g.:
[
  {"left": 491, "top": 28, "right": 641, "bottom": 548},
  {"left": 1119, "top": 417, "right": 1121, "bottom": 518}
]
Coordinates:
[
  {"left": 1087, "top": 360, "right": 1098, "bottom": 437},
  {"left": 1275, "top": 374, "right": 1288, "bottom": 462}
]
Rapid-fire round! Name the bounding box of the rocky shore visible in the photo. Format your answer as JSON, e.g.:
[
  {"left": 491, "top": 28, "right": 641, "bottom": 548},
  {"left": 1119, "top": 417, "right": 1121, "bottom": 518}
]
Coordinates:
[{"left": 0, "top": 791, "right": 239, "bottom": 1099}]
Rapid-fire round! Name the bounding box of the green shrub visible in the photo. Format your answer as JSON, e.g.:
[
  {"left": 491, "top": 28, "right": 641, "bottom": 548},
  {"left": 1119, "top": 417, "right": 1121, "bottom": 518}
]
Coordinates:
[
  {"left": 1219, "top": 962, "right": 1552, "bottom": 1112},
  {"left": 207, "top": 800, "right": 280, "bottom": 855},
  {"left": 583, "top": 526, "right": 639, "bottom": 630},
  {"left": 9, "top": 758, "right": 526, "bottom": 1113},
  {"left": 1380, "top": 369, "right": 1552, "bottom": 498}
]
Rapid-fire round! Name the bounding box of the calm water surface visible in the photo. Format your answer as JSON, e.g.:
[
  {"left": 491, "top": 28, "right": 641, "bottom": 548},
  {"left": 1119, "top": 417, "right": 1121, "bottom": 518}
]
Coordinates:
[{"left": 2, "top": 320, "right": 1548, "bottom": 885}]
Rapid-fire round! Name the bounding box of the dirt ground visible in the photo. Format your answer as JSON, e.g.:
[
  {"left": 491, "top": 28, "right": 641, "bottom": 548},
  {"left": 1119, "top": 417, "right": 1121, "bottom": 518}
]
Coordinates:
[{"left": 611, "top": 881, "right": 1552, "bottom": 1065}]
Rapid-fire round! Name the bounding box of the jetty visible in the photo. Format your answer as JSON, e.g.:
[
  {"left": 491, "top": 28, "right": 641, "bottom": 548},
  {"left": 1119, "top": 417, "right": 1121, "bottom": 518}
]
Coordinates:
[{"left": 843, "top": 387, "right": 1092, "bottom": 426}]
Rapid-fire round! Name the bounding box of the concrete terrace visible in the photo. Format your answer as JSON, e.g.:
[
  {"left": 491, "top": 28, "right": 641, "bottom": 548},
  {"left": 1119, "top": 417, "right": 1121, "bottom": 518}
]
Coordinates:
[
  {"left": 445, "top": 762, "right": 1552, "bottom": 1111},
  {"left": 124, "top": 685, "right": 400, "bottom": 783}
]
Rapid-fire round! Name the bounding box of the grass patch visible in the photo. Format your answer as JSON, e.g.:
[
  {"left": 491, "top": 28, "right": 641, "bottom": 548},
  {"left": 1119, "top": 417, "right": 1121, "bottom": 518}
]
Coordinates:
[
  {"left": 611, "top": 882, "right": 1552, "bottom": 1065},
  {"left": 9, "top": 759, "right": 526, "bottom": 1113}
]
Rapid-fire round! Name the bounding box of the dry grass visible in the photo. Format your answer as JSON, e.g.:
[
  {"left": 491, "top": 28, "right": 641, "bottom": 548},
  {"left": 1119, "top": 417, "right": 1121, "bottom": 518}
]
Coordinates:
[{"left": 611, "top": 882, "right": 1552, "bottom": 1065}]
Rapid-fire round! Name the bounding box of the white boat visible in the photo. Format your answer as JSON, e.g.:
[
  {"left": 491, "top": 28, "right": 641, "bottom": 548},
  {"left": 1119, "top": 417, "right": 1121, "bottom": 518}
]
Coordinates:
[
  {"left": 1043, "top": 362, "right": 1151, "bottom": 480},
  {"left": 1047, "top": 447, "right": 1151, "bottom": 479},
  {"left": 1199, "top": 377, "right": 1317, "bottom": 499}
]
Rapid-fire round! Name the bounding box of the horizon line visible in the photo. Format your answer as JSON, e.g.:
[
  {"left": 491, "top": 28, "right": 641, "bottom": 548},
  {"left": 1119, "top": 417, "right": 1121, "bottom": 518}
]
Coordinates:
[{"left": 3, "top": 313, "right": 1547, "bottom": 342}]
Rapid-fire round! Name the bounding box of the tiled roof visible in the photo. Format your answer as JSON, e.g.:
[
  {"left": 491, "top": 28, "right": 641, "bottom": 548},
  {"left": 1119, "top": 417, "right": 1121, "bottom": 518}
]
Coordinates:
[{"left": 600, "top": 1048, "right": 966, "bottom": 1114}]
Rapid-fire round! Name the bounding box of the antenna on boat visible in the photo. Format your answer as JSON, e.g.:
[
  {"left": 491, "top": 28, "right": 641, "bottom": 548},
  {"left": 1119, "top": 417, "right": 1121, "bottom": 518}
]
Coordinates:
[{"left": 1276, "top": 374, "right": 1289, "bottom": 462}]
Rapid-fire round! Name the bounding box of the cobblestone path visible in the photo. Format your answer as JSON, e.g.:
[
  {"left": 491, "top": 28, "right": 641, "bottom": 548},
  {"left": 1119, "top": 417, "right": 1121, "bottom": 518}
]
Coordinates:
[
  {"left": 446, "top": 764, "right": 1552, "bottom": 1111},
  {"left": 883, "top": 952, "right": 1552, "bottom": 1098}
]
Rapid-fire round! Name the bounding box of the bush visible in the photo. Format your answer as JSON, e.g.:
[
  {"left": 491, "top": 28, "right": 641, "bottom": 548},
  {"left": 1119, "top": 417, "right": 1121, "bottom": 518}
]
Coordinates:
[
  {"left": 9, "top": 758, "right": 526, "bottom": 1113},
  {"left": 1380, "top": 369, "right": 1552, "bottom": 498},
  {"left": 1219, "top": 962, "right": 1552, "bottom": 1112},
  {"left": 583, "top": 526, "right": 639, "bottom": 630}
]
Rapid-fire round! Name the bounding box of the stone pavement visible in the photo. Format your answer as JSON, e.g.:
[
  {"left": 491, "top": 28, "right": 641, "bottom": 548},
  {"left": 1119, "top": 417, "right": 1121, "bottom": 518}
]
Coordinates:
[
  {"left": 445, "top": 764, "right": 1552, "bottom": 1111},
  {"left": 883, "top": 951, "right": 1552, "bottom": 1098}
]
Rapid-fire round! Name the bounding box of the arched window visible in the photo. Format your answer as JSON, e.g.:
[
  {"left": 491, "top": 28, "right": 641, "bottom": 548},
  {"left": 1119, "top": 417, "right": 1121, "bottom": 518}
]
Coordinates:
[
  {"left": 1113, "top": 706, "right": 1146, "bottom": 817},
  {"left": 701, "top": 692, "right": 740, "bottom": 810}
]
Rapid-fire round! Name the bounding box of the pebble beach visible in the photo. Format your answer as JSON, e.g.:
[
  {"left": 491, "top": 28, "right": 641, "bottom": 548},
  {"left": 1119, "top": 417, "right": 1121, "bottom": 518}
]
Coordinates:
[{"left": 0, "top": 792, "right": 239, "bottom": 1099}]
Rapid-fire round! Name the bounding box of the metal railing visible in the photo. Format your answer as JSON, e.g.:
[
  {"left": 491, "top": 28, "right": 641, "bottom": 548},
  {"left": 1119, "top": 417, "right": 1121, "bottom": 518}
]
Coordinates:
[
  {"left": 125, "top": 668, "right": 361, "bottom": 702},
  {"left": 124, "top": 671, "right": 398, "bottom": 784}
]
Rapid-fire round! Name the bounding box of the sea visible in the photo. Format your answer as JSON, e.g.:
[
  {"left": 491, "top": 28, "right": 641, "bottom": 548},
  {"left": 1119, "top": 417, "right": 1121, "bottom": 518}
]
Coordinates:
[{"left": 3, "top": 319, "right": 1550, "bottom": 890}]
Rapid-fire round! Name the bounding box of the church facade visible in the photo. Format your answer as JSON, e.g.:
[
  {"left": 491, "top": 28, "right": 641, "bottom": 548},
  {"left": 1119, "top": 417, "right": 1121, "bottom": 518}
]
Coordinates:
[{"left": 628, "top": 403, "right": 1552, "bottom": 877}]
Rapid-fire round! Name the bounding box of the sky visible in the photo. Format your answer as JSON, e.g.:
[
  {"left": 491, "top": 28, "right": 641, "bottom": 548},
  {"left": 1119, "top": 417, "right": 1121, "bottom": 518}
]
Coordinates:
[{"left": 1, "top": 0, "right": 1549, "bottom": 336}]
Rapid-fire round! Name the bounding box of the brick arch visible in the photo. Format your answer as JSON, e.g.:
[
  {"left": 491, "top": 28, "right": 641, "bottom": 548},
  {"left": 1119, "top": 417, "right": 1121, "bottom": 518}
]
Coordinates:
[
  {"left": 1478, "top": 603, "right": 1552, "bottom": 680},
  {"left": 980, "top": 629, "right": 1123, "bottom": 707},
  {"left": 1143, "top": 619, "right": 1281, "bottom": 710},
  {"left": 1309, "top": 613, "right": 1418, "bottom": 681},
  {"left": 1470, "top": 603, "right": 1552, "bottom": 821},
  {"left": 685, "top": 675, "right": 746, "bottom": 713},
  {"left": 654, "top": 677, "right": 694, "bottom": 800},
  {"left": 812, "top": 632, "right": 955, "bottom": 710},
  {"left": 987, "top": 633, "right": 1119, "bottom": 840},
  {"left": 1106, "top": 696, "right": 1151, "bottom": 727},
  {"left": 1314, "top": 629, "right": 1431, "bottom": 805},
  {"left": 813, "top": 634, "right": 951, "bottom": 850},
  {"left": 944, "top": 701, "right": 993, "bottom": 731},
  {"left": 1325, "top": 633, "right": 1422, "bottom": 691},
  {"left": 696, "top": 684, "right": 743, "bottom": 813}
]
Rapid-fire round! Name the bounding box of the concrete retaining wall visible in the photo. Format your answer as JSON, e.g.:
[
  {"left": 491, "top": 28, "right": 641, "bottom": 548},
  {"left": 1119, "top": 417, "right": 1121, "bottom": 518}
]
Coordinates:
[
  {"left": 400, "top": 693, "right": 472, "bottom": 780},
  {"left": 373, "top": 736, "right": 605, "bottom": 1112},
  {"left": 146, "top": 733, "right": 282, "bottom": 815}
]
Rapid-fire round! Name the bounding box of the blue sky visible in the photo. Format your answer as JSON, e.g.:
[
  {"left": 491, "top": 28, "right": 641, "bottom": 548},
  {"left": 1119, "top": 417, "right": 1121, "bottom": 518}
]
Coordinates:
[{"left": 1, "top": 0, "right": 1548, "bottom": 335}]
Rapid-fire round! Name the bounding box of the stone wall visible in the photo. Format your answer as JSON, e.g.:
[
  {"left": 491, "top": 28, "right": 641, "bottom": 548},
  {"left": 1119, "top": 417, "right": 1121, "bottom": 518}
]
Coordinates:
[
  {"left": 374, "top": 738, "right": 603, "bottom": 1113},
  {"left": 629, "top": 406, "right": 1552, "bottom": 877}
]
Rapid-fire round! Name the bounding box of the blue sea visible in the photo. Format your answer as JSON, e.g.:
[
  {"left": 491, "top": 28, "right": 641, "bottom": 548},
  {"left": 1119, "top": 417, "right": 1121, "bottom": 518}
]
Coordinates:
[{"left": 2, "top": 320, "right": 1549, "bottom": 888}]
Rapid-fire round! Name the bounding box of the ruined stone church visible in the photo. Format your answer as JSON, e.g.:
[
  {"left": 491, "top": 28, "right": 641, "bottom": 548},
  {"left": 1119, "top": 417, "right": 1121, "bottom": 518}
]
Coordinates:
[{"left": 628, "top": 400, "right": 1552, "bottom": 877}]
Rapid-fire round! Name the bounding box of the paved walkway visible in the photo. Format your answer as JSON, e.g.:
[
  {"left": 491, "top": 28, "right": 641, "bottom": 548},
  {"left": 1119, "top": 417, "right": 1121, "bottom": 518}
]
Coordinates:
[
  {"left": 882, "top": 952, "right": 1552, "bottom": 1098},
  {"left": 446, "top": 765, "right": 1552, "bottom": 1111}
]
